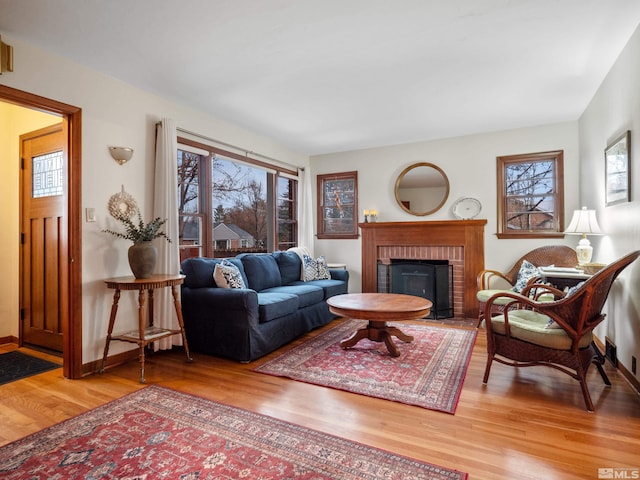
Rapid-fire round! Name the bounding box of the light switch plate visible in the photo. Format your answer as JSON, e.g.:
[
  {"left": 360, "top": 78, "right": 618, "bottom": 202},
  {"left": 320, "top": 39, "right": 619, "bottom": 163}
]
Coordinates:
[{"left": 86, "top": 207, "right": 96, "bottom": 222}]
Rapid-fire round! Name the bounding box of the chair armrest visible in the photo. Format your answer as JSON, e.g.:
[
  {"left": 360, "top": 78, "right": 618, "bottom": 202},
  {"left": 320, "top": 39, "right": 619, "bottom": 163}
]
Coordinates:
[
  {"left": 477, "top": 269, "right": 512, "bottom": 290},
  {"left": 521, "top": 283, "right": 564, "bottom": 301}
]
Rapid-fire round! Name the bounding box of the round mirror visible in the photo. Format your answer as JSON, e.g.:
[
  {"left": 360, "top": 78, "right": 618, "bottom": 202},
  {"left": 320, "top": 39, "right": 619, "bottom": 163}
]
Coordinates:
[{"left": 394, "top": 162, "right": 450, "bottom": 216}]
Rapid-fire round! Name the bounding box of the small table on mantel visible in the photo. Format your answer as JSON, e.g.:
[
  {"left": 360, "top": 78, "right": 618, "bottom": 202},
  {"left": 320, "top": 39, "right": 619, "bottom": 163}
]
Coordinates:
[
  {"left": 327, "top": 293, "right": 432, "bottom": 357},
  {"left": 100, "top": 274, "right": 193, "bottom": 383}
]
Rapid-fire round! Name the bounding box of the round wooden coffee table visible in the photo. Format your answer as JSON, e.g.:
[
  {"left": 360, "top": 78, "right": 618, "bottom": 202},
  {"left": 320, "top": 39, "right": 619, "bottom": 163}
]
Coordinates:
[{"left": 326, "top": 293, "right": 432, "bottom": 357}]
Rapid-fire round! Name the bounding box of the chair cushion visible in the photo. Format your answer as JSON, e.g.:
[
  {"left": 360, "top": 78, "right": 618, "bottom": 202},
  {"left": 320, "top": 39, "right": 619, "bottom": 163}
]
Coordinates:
[
  {"left": 490, "top": 309, "right": 593, "bottom": 350},
  {"left": 477, "top": 289, "right": 514, "bottom": 305}
]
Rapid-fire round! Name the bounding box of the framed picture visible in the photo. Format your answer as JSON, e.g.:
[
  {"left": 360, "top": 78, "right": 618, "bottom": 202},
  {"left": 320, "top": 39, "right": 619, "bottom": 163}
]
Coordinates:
[
  {"left": 317, "top": 171, "right": 358, "bottom": 239},
  {"left": 605, "top": 130, "right": 631, "bottom": 206}
]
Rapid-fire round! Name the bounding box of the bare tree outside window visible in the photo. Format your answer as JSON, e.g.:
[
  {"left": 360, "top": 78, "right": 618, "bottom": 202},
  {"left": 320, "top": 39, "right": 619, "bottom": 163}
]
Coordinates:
[
  {"left": 177, "top": 139, "right": 298, "bottom": 260},
  {"left": 497, "top": 151, "right": 564, "bottom": 238}
]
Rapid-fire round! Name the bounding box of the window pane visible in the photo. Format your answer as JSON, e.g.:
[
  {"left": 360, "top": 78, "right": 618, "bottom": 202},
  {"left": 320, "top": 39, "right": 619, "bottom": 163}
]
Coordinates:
[
  {"left": 32, "top": 150, "right": 64, "bottom": 198},
  {"left": 277, "top": 176, "right": 297, "bottom": 250},
  {"left": 177, "top": 150, "right": 202, "bottom": 261},
  {"left": 212, "top": 156, "right": 268, "bottom": 255},
  {"left": 497, "top": 151, "right": 564, "bottom": 237}
]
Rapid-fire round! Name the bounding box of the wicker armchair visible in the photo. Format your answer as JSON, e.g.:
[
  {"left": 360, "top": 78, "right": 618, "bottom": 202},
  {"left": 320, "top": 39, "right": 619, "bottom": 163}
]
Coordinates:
[
  {"left": 476, "top": 245, "right": 578, "bottom": 327},
  {"left": 482, "top": 250, "right": 640, "bottom": 411}
]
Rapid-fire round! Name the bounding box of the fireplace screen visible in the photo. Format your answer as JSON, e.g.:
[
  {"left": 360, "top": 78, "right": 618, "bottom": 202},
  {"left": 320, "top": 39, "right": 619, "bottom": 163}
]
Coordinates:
[{"left": 378, "top": 259, "right": 453, "bottom": 319}]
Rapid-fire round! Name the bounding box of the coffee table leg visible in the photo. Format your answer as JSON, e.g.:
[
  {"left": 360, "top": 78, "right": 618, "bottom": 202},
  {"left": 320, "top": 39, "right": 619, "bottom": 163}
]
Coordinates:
[
  {"left": 340, "top": 327, "right": 370, "bottom": 349},
  {"left": 386, "top": 326, "right": 414, "bottom": 343},
  {"left": 340, "top": 321, "right": 413, "bottom": 357}
]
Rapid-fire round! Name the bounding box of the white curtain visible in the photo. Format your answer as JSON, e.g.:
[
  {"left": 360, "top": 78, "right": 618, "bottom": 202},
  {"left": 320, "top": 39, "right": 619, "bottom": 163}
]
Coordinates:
[
  {"left": 153, "top": 118, "right": 181, "bottom": 350},
  {"left": 298, "top": 167, "right": 315, "bottom": 251}
]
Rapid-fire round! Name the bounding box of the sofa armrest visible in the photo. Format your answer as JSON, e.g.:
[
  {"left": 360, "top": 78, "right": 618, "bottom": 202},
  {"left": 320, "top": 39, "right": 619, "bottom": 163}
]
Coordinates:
[
  {"left": 181, "top": 287, "right": 259, "bottom": 322},
  {"left": 330, "top": 269, "right": 349, "bottom": 283}
]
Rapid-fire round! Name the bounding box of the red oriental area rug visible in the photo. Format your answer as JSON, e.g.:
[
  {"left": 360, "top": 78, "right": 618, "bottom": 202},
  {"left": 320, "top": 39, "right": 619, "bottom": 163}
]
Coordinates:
[
  {"left": 255, "top": 321, "right": 477, "bottom": 414},
  {"left": 0, "top": 385, "right": 467, "bottom": 480}
]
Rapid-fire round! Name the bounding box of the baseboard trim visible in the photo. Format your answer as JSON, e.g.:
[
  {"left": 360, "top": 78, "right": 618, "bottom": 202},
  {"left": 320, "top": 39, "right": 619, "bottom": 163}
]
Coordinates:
[
  {"left": 594, "top": 335, "right": 640, "bottom": 394},
  {"left": 81, "top": 349, "right": 138, "bottom": 377}
]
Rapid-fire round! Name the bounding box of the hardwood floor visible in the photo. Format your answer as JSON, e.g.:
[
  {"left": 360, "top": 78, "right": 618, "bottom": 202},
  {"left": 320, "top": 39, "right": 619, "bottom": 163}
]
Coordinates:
[{"left": 1, "top": 319, "right": 639, "bottom": 479}]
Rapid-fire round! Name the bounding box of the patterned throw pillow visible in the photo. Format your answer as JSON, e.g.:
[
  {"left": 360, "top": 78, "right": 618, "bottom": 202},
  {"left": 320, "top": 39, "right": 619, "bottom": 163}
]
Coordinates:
[
  {"left": 302, "top": 255, "right": 331, "bottom": 281},
  {"left": 213, "top": 259, "right": 246, "bottom": 289},
  {"left": 512, "top": 260, "right": 539, "bottom": 294}
]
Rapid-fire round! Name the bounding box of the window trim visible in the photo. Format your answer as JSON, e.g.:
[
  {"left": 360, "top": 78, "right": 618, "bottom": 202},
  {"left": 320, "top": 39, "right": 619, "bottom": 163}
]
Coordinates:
[
  {"left": 177, "top": 137, "right": 298, "bottom": 258},
  {"left": 496, "top": 150, "right": 565, "bottom": 239}
]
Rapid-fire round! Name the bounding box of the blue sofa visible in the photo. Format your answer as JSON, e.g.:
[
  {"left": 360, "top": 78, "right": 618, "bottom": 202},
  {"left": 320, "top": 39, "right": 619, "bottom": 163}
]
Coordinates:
[{"left": 180, "top": 251, "right": 349, "bottom": 362}]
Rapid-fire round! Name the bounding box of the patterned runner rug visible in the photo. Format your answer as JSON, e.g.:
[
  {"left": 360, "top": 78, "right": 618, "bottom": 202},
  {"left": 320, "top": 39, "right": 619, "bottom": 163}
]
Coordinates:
[
  {"left": 255, "top": 320, "right": 477, "bottom": 414},
  {"left": 0, "top": 351, "right": 60, "bottom": 385},
  {"left": 0, "top": 385, "right": 467, "bottom": 479}
]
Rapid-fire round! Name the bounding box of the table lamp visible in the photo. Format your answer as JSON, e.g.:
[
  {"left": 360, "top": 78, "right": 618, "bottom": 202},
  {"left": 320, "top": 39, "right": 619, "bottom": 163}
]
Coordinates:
[{"left": 564, "top": 206, "right": 603, "bottom": 265}]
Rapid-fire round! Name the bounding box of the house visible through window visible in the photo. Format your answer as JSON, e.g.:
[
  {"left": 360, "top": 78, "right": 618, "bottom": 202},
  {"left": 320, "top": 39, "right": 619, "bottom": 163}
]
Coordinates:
[
  {"left": 497, "top": 150, "right": 564, "bottom": 238},
  {"left": 177, "top": 139, "right": 298, "bottom": 261}
]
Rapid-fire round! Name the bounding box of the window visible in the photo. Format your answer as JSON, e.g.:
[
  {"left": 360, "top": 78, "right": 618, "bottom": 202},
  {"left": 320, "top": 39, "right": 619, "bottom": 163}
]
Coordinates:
[
  {"left": 497, "top": 150, "right": 564, "bottom": 238},
  {"left": 317, "top": 171, "right": 359, "bottom": 239},
  {"left": 177, "top": 139, "right": 298, "bottom": 261}
]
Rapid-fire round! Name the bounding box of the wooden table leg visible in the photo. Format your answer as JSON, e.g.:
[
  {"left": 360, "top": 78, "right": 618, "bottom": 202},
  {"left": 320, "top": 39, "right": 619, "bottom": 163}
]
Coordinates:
[
  {"left": 171, "top": 285, "right": 193, "bottom": 362},
  {"left": 100, "top": 288, "right": 121, "bottom": 373},
  {"left": 340, "top": 320, "right": 414, "bottom": 357},
  {"left": 137, "top": 287, "right": 147, "bottom": 384}
]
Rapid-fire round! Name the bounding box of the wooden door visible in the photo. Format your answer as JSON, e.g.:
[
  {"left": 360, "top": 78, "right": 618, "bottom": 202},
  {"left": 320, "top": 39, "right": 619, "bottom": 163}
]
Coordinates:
[{"left": 20, "top": 123, "right": 67, "bottom": 352}]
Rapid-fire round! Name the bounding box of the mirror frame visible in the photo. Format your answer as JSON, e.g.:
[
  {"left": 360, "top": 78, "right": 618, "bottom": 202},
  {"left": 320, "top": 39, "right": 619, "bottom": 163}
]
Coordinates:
[{"left": 394, "top": 162, "right": 450, "bottom": 216}]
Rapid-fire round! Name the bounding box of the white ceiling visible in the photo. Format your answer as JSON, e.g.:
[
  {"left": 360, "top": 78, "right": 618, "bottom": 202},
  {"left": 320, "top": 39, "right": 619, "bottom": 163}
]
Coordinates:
[{"left": 2, "top": 0, "right": 640, "bottom": 155}]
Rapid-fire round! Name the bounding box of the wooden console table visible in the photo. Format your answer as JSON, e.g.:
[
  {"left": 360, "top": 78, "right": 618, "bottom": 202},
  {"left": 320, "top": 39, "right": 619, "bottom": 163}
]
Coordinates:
[{"left": 100, "top": 274, "right": 192, "bottom": 383}]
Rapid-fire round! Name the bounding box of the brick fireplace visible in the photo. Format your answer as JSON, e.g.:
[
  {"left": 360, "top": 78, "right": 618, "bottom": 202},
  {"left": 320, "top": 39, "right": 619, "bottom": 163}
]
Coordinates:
[{"left": 360, "top": 220, "right": 487, "bottom": 318}]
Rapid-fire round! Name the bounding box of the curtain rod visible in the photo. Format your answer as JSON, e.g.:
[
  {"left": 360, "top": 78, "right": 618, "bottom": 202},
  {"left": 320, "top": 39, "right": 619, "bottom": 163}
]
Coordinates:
[{"left": 174, "top": 126, "right": 304, "bottom": 171}]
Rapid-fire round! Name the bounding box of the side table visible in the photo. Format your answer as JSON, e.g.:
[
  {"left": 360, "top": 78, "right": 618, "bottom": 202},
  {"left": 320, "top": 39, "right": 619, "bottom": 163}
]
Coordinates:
[
  {"left": 538, "top": 267, "right": 592, "bottom": 290},
  {"left": 100, "top": 274, "right": 193, "bottom": 383}
]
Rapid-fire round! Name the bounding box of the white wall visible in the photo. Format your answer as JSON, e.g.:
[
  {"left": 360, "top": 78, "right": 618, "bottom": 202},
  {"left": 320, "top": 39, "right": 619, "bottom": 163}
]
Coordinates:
[
  {"left": 579, "top": 24, "right": 640, "bottom": 381},
  {"left": 0, "top": 33, "right": 309, "bottom": 363},
  {"left": 311, "top": 122, "right": 580, "bottom": 293}
]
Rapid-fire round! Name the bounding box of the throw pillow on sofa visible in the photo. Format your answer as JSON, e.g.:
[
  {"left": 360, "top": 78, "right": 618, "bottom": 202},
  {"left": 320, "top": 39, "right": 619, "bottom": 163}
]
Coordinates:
[
  {"left": 302, "top": 254, "right": 331, "bottom": 281},
  {"left": 214, "top": 259, "right": 246, "bottom": 289}
]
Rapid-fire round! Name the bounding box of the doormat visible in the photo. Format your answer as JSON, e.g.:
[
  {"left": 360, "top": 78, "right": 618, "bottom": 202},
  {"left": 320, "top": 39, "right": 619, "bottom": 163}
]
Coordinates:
[
  {"left": 0, "top": 385, "right": 468, "bottom": 479},
  {"left": 0, "top": 350, "right": 60, "bottom": 385},
  {"left": 255, "top": 320, "right": 477, "bottom": 414}
]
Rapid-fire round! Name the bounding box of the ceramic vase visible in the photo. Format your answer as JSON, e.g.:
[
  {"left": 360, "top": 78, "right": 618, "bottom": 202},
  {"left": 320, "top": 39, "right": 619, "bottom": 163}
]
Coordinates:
[{"left": 128, "top": 241, "right": 157, "bottom": 279}]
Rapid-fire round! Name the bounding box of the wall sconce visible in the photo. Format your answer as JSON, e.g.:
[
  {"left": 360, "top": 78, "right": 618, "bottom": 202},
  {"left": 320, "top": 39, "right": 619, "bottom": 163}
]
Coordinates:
[
  {"left": 109, "top": 146, "right": 133, "bottom": 165},
  {"left": 564, "top": 206, "right": 604, "bottom": 265}
]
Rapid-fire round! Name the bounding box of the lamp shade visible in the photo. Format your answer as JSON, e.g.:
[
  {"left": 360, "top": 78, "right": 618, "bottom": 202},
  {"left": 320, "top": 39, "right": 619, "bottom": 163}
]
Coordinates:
[{"left": 564, "top": 206, "right": 603, "bottom": 235}]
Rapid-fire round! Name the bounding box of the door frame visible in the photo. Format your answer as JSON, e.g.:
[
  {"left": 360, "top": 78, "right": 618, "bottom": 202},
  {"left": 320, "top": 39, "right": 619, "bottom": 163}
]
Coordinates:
[{"left": 1, "top": 84, "right": 82, "bottom": 379}]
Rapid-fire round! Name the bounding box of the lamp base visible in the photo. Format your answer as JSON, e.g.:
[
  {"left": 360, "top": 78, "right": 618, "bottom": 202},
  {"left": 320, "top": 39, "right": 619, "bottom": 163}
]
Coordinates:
[{"left": 576, "top": 237, "right": 593, "bottom": 265}]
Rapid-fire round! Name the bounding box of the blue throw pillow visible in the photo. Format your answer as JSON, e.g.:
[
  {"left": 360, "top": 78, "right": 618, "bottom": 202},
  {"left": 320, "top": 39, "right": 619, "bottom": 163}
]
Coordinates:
[
  {"left": 213, "top": 259, "right": 246, "bottom": 289},
  {"left": 512, "top": 260, "right": 539, "bottom": 294}
]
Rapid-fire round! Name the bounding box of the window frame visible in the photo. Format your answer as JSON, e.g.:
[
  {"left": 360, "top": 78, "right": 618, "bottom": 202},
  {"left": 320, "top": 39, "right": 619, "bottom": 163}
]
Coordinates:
[
  {"left": 496, "top": 150, "right": 565, "bottom": 239},
  {"left": 177, "top": 137, "right": 298, "bottom": 259},
  {"left": 316, "top": 171, "right": 359, "bottom": 239}
]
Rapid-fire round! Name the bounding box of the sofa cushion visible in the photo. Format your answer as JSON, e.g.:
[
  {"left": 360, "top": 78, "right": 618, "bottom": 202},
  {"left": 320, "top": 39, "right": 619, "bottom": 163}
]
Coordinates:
[
  {"left": 182, "top": 257, "right": 247, "bottom": 289},
  {"left": 290, "top": 279, "right": 347, "bottom": 299},
  {"left": 256, "top": 292, "right": 299, "bottom": 323},
  {"left": 213, "top": 259, "right": 246, "bottom": 289},
  {"left": 239, "top": 254, "right": 282, "bottom": 291},
  {"left": 262, "top": 284, "right": 324, "bottom": 308},
  {"left": 274, "top": 251, "right": 302, "bottom": 285}
]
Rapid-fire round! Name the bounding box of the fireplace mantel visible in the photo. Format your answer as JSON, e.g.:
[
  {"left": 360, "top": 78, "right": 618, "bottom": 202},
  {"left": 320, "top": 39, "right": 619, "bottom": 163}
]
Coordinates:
[{"left": 360, "top": 220, "right": 487, "bottom": 318}]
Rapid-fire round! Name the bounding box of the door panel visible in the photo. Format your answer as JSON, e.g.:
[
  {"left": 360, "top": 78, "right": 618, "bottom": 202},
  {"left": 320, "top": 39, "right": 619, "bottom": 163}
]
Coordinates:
[{"left": 20, "top": 123, "right": 67, "bottom": 352}]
